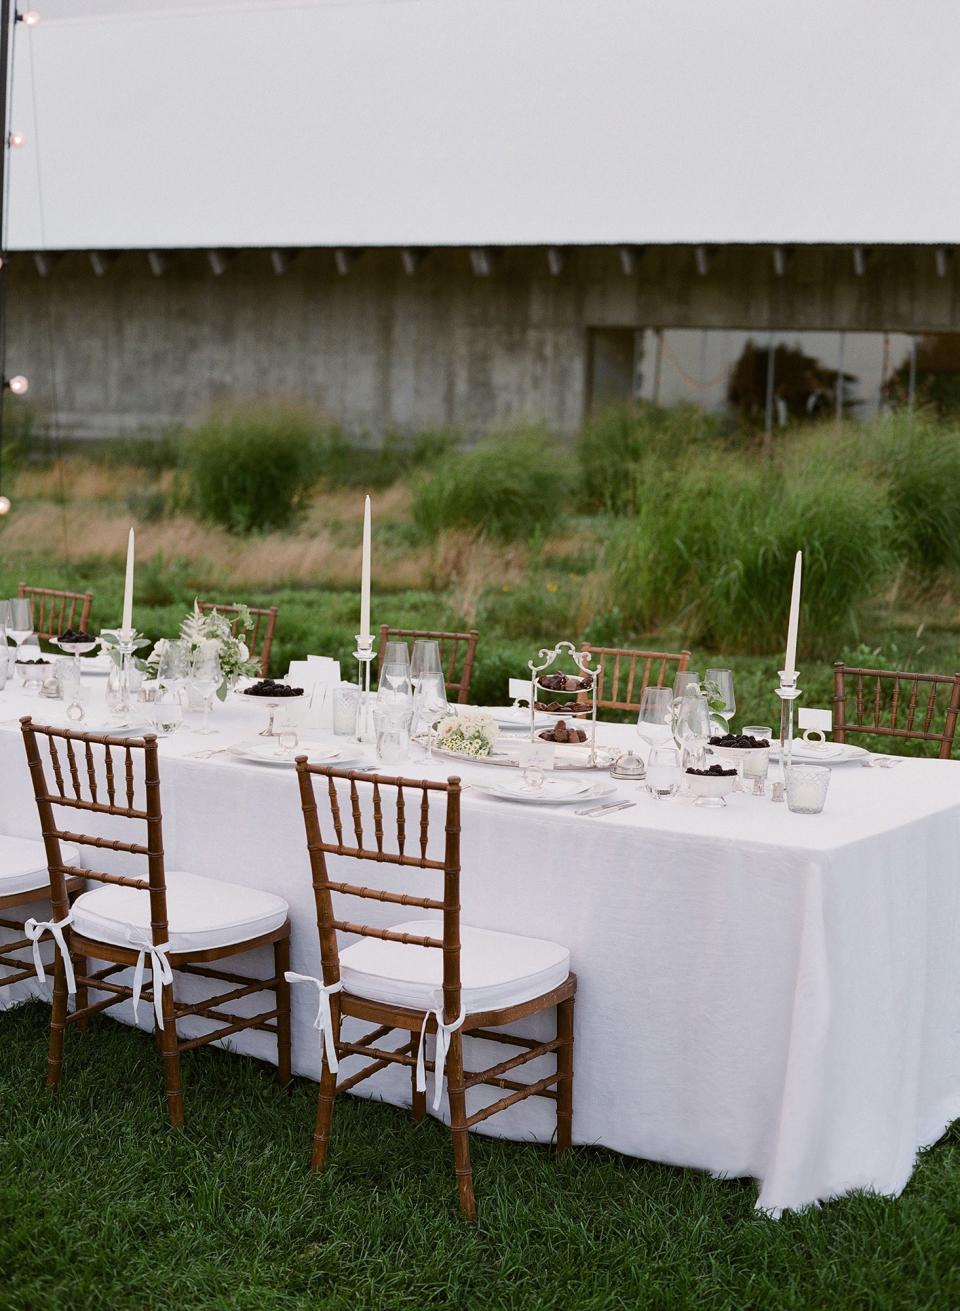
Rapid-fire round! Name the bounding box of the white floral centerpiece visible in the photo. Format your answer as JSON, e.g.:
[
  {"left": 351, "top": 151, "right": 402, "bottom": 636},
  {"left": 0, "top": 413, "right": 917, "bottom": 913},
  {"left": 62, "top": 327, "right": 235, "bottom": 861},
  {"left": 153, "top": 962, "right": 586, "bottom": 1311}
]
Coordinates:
[
  {"left": 148, "top": 601, "right": 260, "bottom": 700},
  {"left": 434, "top": 710, "right": 498, "bottom": 758}
]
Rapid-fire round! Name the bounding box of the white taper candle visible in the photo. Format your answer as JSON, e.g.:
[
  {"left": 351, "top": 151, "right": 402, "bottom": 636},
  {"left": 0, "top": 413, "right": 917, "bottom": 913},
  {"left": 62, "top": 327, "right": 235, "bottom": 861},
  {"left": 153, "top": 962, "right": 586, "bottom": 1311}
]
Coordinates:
[
  {"left": 784, "top": 549, "right": 802, "bottom": 676},
  {"left": 360, "top": 495, "right": 371, "bottom": 639},
  {"left": 121, "top": 526, "right": 135, "bottom": 633}
]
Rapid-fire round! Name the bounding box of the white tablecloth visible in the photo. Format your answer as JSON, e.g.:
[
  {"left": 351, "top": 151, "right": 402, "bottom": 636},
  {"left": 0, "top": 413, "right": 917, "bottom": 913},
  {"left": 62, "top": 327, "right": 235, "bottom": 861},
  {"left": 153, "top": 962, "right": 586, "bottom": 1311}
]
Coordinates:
[{"left": 1, "top": 683, "right": 959, "bottom": 1215}]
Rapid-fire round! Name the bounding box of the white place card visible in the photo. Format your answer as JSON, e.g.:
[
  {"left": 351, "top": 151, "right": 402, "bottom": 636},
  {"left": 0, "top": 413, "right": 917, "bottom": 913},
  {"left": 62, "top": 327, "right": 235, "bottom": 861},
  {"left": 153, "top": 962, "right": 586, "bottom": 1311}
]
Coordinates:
[
  {"left": 508, "top": 677, "right": 531, "bottom": 702},
  {"left": 798, "top": 707, "right": 833, "bottom": 733},
  {"left": 516, "top": 739, "right": 556, "bottom": 771}
]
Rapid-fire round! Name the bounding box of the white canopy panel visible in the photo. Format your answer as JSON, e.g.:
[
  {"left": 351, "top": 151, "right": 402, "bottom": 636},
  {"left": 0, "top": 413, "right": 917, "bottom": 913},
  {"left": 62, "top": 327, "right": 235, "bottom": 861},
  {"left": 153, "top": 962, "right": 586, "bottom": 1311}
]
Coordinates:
[{"left": 7, "top": 0, "right": 960, "bottom": 250}]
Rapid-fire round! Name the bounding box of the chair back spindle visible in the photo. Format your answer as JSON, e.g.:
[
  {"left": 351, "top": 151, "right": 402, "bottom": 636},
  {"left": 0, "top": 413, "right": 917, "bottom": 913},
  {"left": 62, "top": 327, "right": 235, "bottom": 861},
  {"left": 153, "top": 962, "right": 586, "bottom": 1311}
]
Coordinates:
[
  {"left": 18, "top": 584, "right": 94, "bottom": 643},
  {"left": 377, "top": 626, "right": 479, "bottom": 704},
  {"left": 832, "top": 663, "right": 960, "bottom": 758},
  {"left": 19, "top": 718, "right": 170, "bottom": 942},
  {"left": 579, "top": 644, "right": 690, "bottom": 714},
  {"left": 295, "top": 762, "right": 463, "bottom": 1023},
  {"left": 197, "top": 601, "right": 278, "bottom": 678}
]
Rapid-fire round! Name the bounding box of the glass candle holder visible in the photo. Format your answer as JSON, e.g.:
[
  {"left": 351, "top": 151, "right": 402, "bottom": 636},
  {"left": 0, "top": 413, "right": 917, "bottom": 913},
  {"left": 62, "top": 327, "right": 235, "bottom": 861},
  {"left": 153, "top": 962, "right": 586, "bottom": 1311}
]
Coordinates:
[
  {"left": 785, "top": 764, "right": 831, "bottom": 815},
  {"left": 332, "top": 683, "right": 361, "bottom": 736}
]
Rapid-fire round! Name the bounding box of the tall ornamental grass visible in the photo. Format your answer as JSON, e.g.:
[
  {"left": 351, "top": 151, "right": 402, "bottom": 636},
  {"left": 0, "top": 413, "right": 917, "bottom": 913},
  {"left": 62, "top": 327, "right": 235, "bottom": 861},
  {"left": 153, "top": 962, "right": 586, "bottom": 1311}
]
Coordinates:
[
  {"left": 413, "top": 425, "right": 567, "bottom": 541},
  {"left": 183, "top": 409, "right": 323, "bottom": 534},
  {"left": 576, "top": 403, "right": 727, "bottom": 513},
  {"left": 610, "top": 451, "right": 897, "bottom": 654}
]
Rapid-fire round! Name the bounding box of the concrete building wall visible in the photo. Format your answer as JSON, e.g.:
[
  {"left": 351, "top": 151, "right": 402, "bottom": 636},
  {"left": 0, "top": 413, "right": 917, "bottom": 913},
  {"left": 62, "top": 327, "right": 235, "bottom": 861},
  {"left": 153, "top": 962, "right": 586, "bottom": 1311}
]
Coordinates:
[{"left": 7, "top": 244, "right": 960, "bottom": 439}]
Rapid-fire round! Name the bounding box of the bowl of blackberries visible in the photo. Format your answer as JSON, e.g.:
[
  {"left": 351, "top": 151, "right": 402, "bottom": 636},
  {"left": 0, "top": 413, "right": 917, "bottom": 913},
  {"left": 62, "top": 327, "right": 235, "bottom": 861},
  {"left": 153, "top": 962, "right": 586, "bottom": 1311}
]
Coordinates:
[
  {"left": 685, "top": 762, "right": 738, "bottom": 801},
  {"left": 708, "top": 732, "right": 772, "bottom": 778},
  {"left": 56, "top": 628, "right": 98, "bottom": 654},
  {"left": 15, "top": 655, "right": 51, "bottom": 686},
  {"left": 236, "top": 679, "right": 305, "bottom": 703}
]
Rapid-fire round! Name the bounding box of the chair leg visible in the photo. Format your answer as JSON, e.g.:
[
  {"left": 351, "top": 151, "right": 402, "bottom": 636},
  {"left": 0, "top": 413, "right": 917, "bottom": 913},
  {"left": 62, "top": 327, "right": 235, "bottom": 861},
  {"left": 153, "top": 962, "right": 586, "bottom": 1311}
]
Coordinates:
[
  {"left": 46, "top": 948, "right": 69, "bottom": 1091},
  {"left": 274, "top": 936, "right": 292, "bottom": 1089},
  {"left": 73, "top": 953, "right": 89, "bottom": 1034},
  {"left": 446, "top": 1030, "right": 476, "bottom": 1221},
  {"left": 157, "top": 971, "right": 184, "bottom": 1130},
  {"left": 311, "top": 1003, "right": 340, "bottom": 1170},
  {"left": 556, "top": 995, "right": 574, "bottom": 1153},
  {"left": 409, "top": 1035, "right": 426, "bottom": 1122}
]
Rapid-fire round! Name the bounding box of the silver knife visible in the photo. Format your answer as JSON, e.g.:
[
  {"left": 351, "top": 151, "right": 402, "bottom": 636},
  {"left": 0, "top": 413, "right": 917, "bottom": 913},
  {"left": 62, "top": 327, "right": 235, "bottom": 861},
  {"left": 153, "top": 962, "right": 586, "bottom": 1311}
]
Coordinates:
[{"left": 575, "top": 799, "right": 636, "bottom": 817}]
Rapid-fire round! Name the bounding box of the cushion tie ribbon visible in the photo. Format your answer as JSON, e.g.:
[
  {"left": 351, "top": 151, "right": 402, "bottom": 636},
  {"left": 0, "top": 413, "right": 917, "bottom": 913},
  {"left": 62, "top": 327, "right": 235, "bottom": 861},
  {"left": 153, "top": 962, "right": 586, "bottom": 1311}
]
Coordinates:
[
  {"left": 417, "top": 996, "right": 467, "bottom": 1111},
  {"left": 23, "top": 914, "right": 76, "bottom": 995},
  {"left": 285, "top": 972, "right": 343, "bottom": 1073},
  {"left": 128, "top": 935, "right": 174, "bottom": 1030}
]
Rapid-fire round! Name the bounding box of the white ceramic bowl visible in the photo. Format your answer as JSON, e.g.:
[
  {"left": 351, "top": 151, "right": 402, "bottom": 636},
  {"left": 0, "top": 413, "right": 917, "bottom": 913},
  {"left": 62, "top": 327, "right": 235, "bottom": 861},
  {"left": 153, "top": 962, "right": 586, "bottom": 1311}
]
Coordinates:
[{"left": 685, "top": 770, "right": 738, "bottom": 799}]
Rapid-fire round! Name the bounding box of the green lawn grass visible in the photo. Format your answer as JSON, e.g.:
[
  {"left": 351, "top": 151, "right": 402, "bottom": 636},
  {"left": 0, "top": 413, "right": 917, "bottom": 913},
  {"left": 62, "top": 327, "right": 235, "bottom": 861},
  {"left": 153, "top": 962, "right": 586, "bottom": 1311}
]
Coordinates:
[{"left": 1, "top": 1002, "right": 959, "bottom": 1311}]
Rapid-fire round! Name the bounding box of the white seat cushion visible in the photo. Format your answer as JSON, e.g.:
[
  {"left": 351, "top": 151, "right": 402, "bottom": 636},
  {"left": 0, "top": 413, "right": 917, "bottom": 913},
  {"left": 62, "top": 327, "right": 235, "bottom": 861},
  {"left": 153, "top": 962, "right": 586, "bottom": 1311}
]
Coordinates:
[
  {"left": 339, "top": 918, "right": 570, "bottom": 1015},
  {"left": 0, "top": 835, "right": 79, "bottom": 898},
  {"left": 71, "top": 870, "right": 288, "bottom": 953}
]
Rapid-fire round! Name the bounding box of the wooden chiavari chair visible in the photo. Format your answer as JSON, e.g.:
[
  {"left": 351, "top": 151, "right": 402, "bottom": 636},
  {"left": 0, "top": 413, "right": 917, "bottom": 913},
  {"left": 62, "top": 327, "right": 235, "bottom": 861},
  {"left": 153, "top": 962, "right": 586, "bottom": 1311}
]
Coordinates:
[
  {"left": 290, "top": 760, "right": 575, "bottom": 1220},
  {"left": 578, "top": 644, "right": 691, "bottom": 714},
  {"left": 19, "top": 717, "right": 292, "bottom": 1126},
  {"left": 0, "top": 836, "right": 85, "bottom": 1004},
  {"left": 377, "top": 626, "right": 479, "bottom": 704},
  {"left": 832, "top": 663, "right": 960, "bottom": 759},
  {"left": 18, "top": 584, "right": 94, "bottom": 643},
  {"left": 197, "top": 601, "right": 278, "bottom": 677}
]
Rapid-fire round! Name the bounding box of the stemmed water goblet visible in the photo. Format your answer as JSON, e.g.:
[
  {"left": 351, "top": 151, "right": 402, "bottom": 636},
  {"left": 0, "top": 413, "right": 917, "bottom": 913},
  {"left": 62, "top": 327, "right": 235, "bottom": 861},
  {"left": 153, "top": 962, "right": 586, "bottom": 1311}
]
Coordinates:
[
  {"left": 189, "top": 640, "right": 221, "bottom": 735},
  {"left": 673, "top": 683, "right": 711, "bottom": 772}
]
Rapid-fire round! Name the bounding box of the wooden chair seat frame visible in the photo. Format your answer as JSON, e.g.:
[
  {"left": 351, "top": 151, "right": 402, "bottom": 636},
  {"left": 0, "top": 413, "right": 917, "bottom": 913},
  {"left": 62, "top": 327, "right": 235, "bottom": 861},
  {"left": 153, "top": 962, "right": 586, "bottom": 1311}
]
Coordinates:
[
  {"left": 295, "top": 760, "right": 575, "bottom": 1220},
  {"left": 19, "top": 717, "right": 292, "bottom": 1127},
  {"left": 377, "top": 625, "right": 479, "bottom": 705},
  {"left": 18, "top": 584, "right": 94, "bottom": 644},
  {"left": 832, "top": 663, "right": 960, "bottom": 759},
  {"left": 197, "top": 601, "right": 278, "bottom": 678},
  {"left": 578, "top": 643, "right": 691, "bottom": 713}
]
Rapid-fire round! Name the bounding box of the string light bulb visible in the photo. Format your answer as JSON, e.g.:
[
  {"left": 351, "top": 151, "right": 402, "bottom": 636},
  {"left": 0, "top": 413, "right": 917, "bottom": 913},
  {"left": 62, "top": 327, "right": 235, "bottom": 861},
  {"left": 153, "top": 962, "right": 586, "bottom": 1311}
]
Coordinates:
[
  {"left": 0, "top": 496, "right": 10, "bottom": 516},
  {"left": 8, "top": 131, "right": 25, "bottom": 148},
  {"left": 7, "top": 375, "right": 28, "bottom": 395},
  {"left": 17, "top": 10, "right": 40, "bottom": 25}
]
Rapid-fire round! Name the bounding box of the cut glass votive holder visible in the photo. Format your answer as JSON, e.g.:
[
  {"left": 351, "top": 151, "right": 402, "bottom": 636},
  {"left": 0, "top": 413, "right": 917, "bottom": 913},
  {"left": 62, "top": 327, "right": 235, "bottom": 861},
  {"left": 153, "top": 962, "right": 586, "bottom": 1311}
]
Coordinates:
[{"left": 785, "top": 764, "right": 830, "bottom": 815}]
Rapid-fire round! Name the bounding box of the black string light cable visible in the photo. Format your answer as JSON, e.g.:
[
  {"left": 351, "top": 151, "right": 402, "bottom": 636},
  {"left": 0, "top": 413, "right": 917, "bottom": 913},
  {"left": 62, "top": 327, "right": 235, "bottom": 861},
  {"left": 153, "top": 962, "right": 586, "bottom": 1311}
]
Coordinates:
[{"left": 0, "top": 2, "right": 37, "bottom": 517}]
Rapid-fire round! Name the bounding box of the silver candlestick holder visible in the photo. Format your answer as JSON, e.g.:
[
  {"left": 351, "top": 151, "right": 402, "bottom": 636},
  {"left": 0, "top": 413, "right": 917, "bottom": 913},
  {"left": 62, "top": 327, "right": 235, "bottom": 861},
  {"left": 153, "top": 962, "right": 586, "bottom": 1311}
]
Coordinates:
[
  {"left": 113, "top": 629, "right": 139, "bottom": 716},
  {"left": 354, "top": 633, "right": 376, "bottom": 743},
  {"left": 772, "top": 668, "right": 800, "bottom": 802}
]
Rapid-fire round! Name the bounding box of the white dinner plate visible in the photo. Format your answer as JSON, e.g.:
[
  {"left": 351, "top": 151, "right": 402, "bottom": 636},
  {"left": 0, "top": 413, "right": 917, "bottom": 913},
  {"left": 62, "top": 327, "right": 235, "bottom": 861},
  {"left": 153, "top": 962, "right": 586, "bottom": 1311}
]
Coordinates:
[
  {"left": 473, "top": 778, "right": 617, "bottom": 806},
  {"left": 767, "top": 741, "right": 870, "bottom": 765},
  {"left": 227, "top": 740, "right": 362, "bottom": 768}
]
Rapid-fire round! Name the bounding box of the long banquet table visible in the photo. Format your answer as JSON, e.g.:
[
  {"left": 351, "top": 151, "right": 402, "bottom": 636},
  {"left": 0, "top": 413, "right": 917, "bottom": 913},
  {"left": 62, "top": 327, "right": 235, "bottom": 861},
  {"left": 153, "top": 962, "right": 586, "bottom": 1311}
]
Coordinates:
[{"left": 1, "top": 682, "right": 959, "bottom": 1216}]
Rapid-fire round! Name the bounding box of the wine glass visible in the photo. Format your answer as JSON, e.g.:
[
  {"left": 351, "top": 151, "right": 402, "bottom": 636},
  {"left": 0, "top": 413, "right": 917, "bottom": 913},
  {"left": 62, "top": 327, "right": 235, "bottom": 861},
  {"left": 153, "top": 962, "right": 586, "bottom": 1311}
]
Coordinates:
[
  {"left": 636, "top": 686, "right": 675, "bottom": 750},
  {"left": 410, "top": 639, "right": 442, "bottom": 690},
  {"left": 189, "top": 640, "right": 221, "bottom": 735},
  {"left": 704, "top": 668, "right": 736, "bottom": 735},
  {"left": 377, "top": 660, "right": 412, "bottom": 704},
  {"left": 378, "top": 640, "right": 410, "bottom": 693},
  {"left": 646, "top": 745, "right": 682, "bottom": 799},
  {"left": 413, "top": 671, "right": 448, "bottom": 739},
  {"left": 6, "top": 598, "right": 33, "bottom": 656},
  {"left": 672, "top": 670, "right": 701, "bottom": 700}
]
